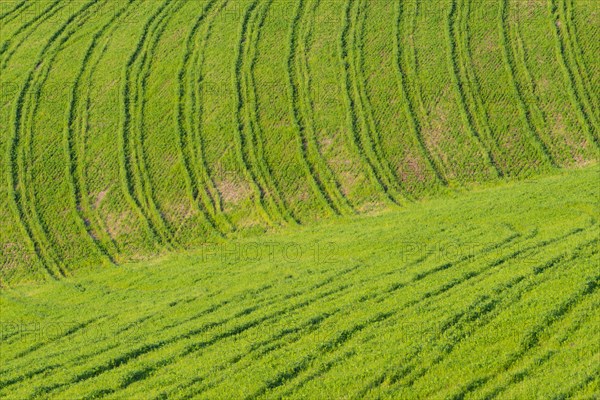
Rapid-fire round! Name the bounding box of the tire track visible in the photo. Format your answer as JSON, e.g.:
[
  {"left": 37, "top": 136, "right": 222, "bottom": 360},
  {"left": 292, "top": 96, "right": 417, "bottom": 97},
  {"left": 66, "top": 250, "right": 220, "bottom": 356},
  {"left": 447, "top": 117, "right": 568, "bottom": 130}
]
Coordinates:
[
  {"left": 340, "top": 0, "right": 407, "bottom": 205},
  {"left": 1, "top": 227, "right": 519, "bottom": 389},
  {"left": 548, "top": 0, "right": 599, "bottom": 147},
  {"left": 499, "top": 0, "right": 556, "bottom": 167},
  {"left": 0, "top": 0, "right": 28, "bottom": 25},
  {"left": 353, "top": 232, "right": 596, "bottom": 397},
  {"left": 564, "top": 0, "right": 599, "bottom": 122},
  {"left": 64, "top": 1, "right": 139, "bottom": 266},
  {"left": 0, "top": 265, "right": 362, "bottom": 392},
  {"left": 395, "top": 0, "right": 447, "bottom": 186},
  {"left": 133, "top": 0, "right": 188, "bottom": 245},
  {"left": 287, "top": 0, "right": 353, "bottom": 216},
  {"left": 0, "top": 226, "right": 574, "bottom": 394},
  {"left": 454, "top": 271, "right": 599, "bottom": 400},
  {"left": 120, "top": 0, "right": 184, "bottom": 249},
  {"left": 177, "top": 0, "right": 232, "bottom": 235},
  {"left": 186, "top": 0, "right": 234, "bottom": 231},
  {"left": 245, "top": 0, "right": 298, "bottom": 224},
  {"left": 162, "top": 231, "right": 529, "bottom": 396},
  {"left": 447, "top": 0, "right": 503, "bottom": 178},
  {"left": 481, "top": 298, "right": 598, "bottom": 399},
  {"left": 28, "top": 279, "right": 359, "bottom": 397},
  {"left": 7, "top": 0, "right": 102, "bottom": 279},
  {"left": 234, "top": 0, "right": 296, "bottom": 225},
  {"left": 0, "top": 0, "right": 64, "bottom": 68},
  {"left": 355, "top": 0, "right": 412, "bottom": 201},
  {"left": 395, "top": 238, "right": 598, "bottom": 395}
]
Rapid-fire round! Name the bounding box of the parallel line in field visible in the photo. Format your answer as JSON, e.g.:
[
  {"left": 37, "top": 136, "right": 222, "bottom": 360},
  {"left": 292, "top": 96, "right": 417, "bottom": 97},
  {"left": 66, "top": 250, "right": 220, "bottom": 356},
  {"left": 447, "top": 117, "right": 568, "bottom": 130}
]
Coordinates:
[
  {"left": 245, "top": 0, "right": 299, "bottom": 224},
  {"left": 186, "top": 0, "right": 234, "bottom": 231},
  {"left": 234, "top": 0, "right": 294, "bottom": 225},
  {"left": 152, "top": 310, "right": 341, "bottom": 398},
  {"left": 0, "top": 0, "right": 28, "bottom": 25},
  {"left": 340, "top": 0, "right": 405, "bottom": 205},
  {"left": 233, "top": 0, "right": 272, "bottom": 224},
  {"left": 287, "top": 0, "right": 352, "bottom": 216},
  {"left": 0, "top": 228, "right": 513, "bottom": 384},
  {"left": 11, "top": 318, "right": 104, "bottom": 361},
  {"left": 131, "top": 0, "right": 188, "bottom": 246},
  {"left": 0, "top": 225, "right": 576, "bottom": 396},
  {"left": 70, "top": 1, "right": 133, "bottom": 258},
  {"left": 401, "top": 238, "right": 599, "bottom": 394},
  {"left": 306, "top": 0, "right": 355, "bottom": 214},
  {"left": 169, "top": 230, "right": 512, "bottom": 394},
  {"left": 176, "top": 0, "right": 232, "bottom": 235},
  {"left": 482, "top": 300, "right": 598, "bottom": 399},
  {"left": 302, "top": 226, "right": 592, "bottom": 395},
  {"left": 6, "top": 0, "right": 102, "bottom": 279},
  {"left": 564, "top": 0, "right": 599, "bottom": 122},
  {"left": 64, "top": 0, "right": 139, "bottom": 266},
  {"left": 0, "top": 226, "right": 542, "bottom": 392},
  {"left": 548, "top": 0, "right": 598, "bottom": 148},
  {"left": 175, "top": 267, "right": 370, "bottom": 395},
  {"left": 177, "top": 231, "right": 533, "bottom": 395},
  {"left": 1, "top": 227, "right": 592, "bottom": 395},
  {"left": 447, "top": 0, "right": 503, "bottom": 178},
  {"left": 499, "top": 0, "right": 556, "bottom": 168},
  {"left": 0, "top": 266, "right": 362, "bottom": 391},
  {"left": 395, "top": 0, "right": 447, "bottom": 185},
  {"left": 350, "top": 232, "right": 597, "bottom": 397},
  {"left": 509, "top": 3, "right": 559, "bottom": 164},
  {"left": 455, "top": 271, "right": 599, "bottom": 400},
  {"left": 0, "top": 0, "right": 64, "bottom": 68},
  {"left": 559, "top": 0, "right": 599, "bottom": 131},
  {"left": 120, "top": 0, "right": 182, "bottom": 250},
  {"left": 353, "top": 0, "right": 412, "bottom": 201},
  {"left": 35, "top": 282, "right": 356, "bottom": 397}
]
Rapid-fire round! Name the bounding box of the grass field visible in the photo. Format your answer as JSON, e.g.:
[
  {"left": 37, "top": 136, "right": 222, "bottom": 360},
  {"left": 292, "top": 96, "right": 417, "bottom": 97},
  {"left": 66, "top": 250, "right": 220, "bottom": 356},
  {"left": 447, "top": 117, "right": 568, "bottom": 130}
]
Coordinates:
[
  {"left": 1, "top": 0, "right": 598, "bottom": 283},
  {"left": 1, "top": 0, "right": 599, "bottom": 398},
  {"left": 1, "top": 167, "right": 599, "bottom": 399}
]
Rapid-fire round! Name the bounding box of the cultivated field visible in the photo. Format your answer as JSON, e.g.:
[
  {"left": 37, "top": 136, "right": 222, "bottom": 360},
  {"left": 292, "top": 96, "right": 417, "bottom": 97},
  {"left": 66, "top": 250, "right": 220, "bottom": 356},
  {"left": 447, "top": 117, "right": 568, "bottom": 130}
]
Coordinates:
[
  {"left": 1, "top": 0, "right": 598, "bottom": 283},
  {"left": 0, "top": 0, "right": 599, "bottom": 398},
  {"left": 1, "top": 167, "right": 598, "bottom": 398}
]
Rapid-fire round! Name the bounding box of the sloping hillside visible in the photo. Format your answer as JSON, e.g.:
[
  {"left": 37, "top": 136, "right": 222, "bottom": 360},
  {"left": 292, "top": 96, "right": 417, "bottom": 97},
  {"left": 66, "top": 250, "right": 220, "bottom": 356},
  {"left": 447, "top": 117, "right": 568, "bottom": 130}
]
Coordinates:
[
  {"left": 0, "top": 166, "right": 598, "bottom": 398},
  {"left": 1, "top": 0, "right": 598, "bottom": 283}
]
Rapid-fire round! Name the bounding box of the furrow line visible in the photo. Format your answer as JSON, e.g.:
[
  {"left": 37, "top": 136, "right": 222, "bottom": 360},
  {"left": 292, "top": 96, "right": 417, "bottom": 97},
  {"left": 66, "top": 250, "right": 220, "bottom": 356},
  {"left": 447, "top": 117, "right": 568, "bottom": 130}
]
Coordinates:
[
  {"left": 64, "top": 0, "right": 139, "bottom": 266},
  {"left": 0, "top": 0, "right": 63, "bottom": 66},
  {"left": 234, "top": 0, "right": 289, "bottom": 224},
  {"left": 6, "top": 0, "right": 102, "bottom": 279},
  {"left": 176, "top": 0, "right": 228, "bottom": 235},
  {"left": 131, "top": 0, "right": 187, "bottom": 247},
  {"left": 186, "top": 0, "right": 234, "bottom": 232},
  {"left": 288, "top": 0, "right": 345, "bottom": 216},
  {"left": 120, "top": 0, "right": 179, "bottom": 249},
  {"left": 340, "top": 0, "right": 402, "bottom": 205},
  {"left": 395, "top": 0, "right": 447, "bottom": 185},
  {"left": 353, "top": 0, "right": 411, "bottom": 201},
  {"left": 245, "top": 0, "right": 298, "bottom": 223},
  {"left": 560, "top": 0, "right": 599, "bottom": 128},
  {"left": 548, "top": 0, "right": 598, "bottom": 147},
  {"left": 499, "top": 0, "right": 556, "bottom": 167},
  {"left": 447, "top": 0, "right": 502, "bottom": 178}
]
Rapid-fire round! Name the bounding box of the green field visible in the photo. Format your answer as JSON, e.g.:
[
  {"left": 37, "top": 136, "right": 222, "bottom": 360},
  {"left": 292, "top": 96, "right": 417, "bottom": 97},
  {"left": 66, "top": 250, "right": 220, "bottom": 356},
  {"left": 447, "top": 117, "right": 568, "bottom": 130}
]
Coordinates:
[
  {"left": 1, "top": 0, "right": 599, "bottom": 398},
  {"left": 1, "top": 0, "right": 599, "bottom": 282},
  {"left": 1, "top": 167, "right": 599, "bottom": 398}
]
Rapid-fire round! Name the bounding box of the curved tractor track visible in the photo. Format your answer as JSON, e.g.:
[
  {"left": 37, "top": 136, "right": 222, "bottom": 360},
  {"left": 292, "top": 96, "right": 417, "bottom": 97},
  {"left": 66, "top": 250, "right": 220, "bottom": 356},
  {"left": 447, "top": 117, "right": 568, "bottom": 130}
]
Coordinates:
[{"left": 1, "top": 0, "right": 597, "bottom": 282}]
